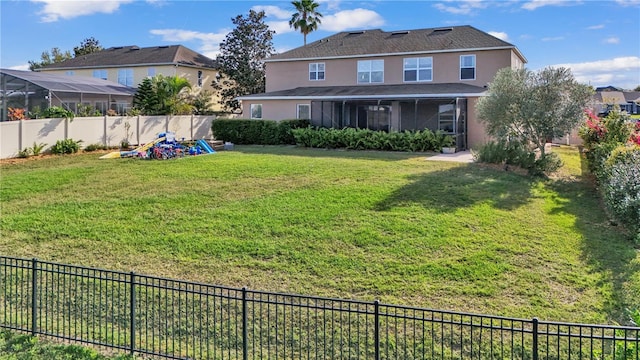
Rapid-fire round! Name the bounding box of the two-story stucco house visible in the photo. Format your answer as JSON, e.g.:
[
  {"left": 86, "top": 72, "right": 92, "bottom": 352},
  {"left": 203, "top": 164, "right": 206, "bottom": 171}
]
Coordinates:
[
  {"left": 239, "top": 25, "right": 527, "bottom": 149},
  {"left": 38, "top": 45, "right": 219, "bottom": 114}
]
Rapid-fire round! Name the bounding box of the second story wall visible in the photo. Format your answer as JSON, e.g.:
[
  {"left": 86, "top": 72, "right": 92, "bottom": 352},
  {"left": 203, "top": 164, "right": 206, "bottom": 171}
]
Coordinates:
[{"left": 266, "top": 49, "right": 516, "bottom": 92}]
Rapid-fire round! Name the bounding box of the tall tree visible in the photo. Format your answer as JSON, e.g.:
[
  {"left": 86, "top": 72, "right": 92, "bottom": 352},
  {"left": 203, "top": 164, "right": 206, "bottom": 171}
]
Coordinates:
[
  {"left": 73, "top": 37, "right": 103, "bottom": 57},
  {"left": 289, "top": 0, "right": 323, "bottom": 45},
  {"left": 214, "top": 10, "right": 275, "bottom": 113},
  {"left": 132, "top": 75, "right": 192, "bottom": 115},
  {"left": 28, "top": 47, "right": 72, "bottom": 70},
  {"left": 477, "top": 67, "right": 593, "bottom": 159}
]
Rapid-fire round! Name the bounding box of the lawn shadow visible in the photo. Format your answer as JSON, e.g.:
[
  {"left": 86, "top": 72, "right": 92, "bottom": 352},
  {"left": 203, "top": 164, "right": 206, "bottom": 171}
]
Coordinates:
[
  {"left": 232, "top": 145, "right": 433, "bottom": 162},
  {"left": 547, "top": 163, "right": 639, "bottom": 324},
  {"left": 375, "top": 163, "right": 536, "bottom": 213}
]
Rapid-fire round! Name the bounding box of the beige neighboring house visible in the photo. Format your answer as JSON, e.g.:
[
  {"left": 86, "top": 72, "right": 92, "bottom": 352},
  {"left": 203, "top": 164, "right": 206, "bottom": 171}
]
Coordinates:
[
  {"left": 239, "top": 25, "right": 527, "bottom": 149},
  {"left": 38, "top": 45, "right": 220, "bottom": 114}
]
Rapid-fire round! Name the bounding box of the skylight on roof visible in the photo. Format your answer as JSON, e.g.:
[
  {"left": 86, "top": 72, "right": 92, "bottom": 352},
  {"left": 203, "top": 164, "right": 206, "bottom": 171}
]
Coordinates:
[{"left": 391, "top": 31, "right": 409, "bottom": 35}]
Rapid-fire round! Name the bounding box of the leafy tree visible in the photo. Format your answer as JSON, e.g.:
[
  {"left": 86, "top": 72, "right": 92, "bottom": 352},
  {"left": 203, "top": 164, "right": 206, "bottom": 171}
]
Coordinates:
[
  {"left": 132, "top": 77, "right": 160, "bottom": 114},
  {"left": 133, "top": 75, "right": 192, "bottom": 115},
  {"left": 191, "top": 90, "right": 215, "bottom": 115},
  {"left": 28, "top": 47, "right": 72, "bottom": 70},
  {"left": 213, "top": 10, "right": 275, "bottom": 113},
  {"left": 289, "top": 0, "right": 323, "bottom": 45},
  {"left": 634, "top": 85, "right": 640, "bottom": 92},
  {"left": 477, "top": 67, "right": 593, "bottom": 161},
  {"left": 73, "top": 37, "right": 103, "bottom": 57}
]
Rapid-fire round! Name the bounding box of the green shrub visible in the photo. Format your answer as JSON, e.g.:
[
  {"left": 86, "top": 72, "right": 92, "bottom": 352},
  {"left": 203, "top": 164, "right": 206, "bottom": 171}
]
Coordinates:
[
  {"left": 473, "top": 140, "right": 560, "bottom": 176},
  {"left": 602, "top": 146, "right": 640, "bottom": 243},
  {"left": 42, "top": 106, "right": 75, "bottom": 120},
  {"left": 28, "top": 142, "right": 47, "bottom": 156},
  {"left": 51, "top": 139, "right": 83, "bottom": 155},
  {"left": 211, "top": 119, "right": 310, "bottom": 145},
  {"left": 84, "top": 143, "right": 108, "bottom": 152}
]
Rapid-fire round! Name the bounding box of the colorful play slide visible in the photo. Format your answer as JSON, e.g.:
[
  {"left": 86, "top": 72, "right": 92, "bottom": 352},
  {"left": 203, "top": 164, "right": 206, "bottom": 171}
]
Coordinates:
[
  {"left": 196, "top": 139, "right": 216, "bottom": 154},
  {"left": 99, "top": 137, "right": 166, "bottom": 159}
]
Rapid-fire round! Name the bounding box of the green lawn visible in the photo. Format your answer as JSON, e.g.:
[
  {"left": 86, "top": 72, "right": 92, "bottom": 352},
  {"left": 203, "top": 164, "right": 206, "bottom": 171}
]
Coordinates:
[{"left": 1, "top": 146, "right": 638, "bottom": 325}]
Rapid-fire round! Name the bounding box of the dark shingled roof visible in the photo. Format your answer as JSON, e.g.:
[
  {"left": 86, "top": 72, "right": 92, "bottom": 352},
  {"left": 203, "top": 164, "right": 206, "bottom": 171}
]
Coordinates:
[
  {"left": 39, "top": 45, "right": 217, "bottom": 70},
  {"left": 1, "top": 69, "right": 136, "bottom": 96},
  {"left": 268, "top": 25, "right": 519, "bottom": 61},
  {"left": 239, "top": 83, "right": 487, "bottom": 100}
]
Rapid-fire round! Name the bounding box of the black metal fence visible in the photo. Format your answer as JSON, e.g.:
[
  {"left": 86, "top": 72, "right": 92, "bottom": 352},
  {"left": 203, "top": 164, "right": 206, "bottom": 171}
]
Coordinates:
[{"left": 1, "top": 256, "right": 638, "bottom": 359}]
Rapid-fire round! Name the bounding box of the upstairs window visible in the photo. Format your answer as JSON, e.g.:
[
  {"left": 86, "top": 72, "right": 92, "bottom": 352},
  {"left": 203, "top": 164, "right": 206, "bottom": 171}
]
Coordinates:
[
  {"left": 309, "top": 63, "right": 325, "bottom": 81},
  {"left": 198, "top": 71, "right": 203, "bottom": 87},
  {"left": 460, "top": 55, "right": 476, "bottom": 80},
  {"left": 404, "top": 57, "right": 432, "bottom": 82},
  {"left": 92, "top": 69, "right": 107, "bottom": 80},
  {"left": 357, "top": 60, "right": 384, "bottom": 84},
  {"left": 118, "top": 68, "right": 134, "bottom": 87}
]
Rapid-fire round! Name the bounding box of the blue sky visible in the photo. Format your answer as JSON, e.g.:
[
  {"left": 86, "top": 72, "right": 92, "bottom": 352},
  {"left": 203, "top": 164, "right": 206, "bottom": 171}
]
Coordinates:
[{"left": 1, "top": 0, "right": 639, "bottom": 89}]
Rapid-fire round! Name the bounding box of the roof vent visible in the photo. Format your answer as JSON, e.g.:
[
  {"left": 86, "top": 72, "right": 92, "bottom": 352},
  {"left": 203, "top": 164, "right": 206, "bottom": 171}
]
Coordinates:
[
  {"left": 431, "top": 28, "right": 453, "bottom": 35},
  {"left": 112, "top": 46, "right": 124, "bottom": 50},
  {"left": 130, "top": 46, "right": 140, "bottom": 50},
  {"left": 347, "top": 30, "right": 365, "bottom": 35},
  {"left": 391, "top": 31, "right": 409, "bottom": 35}
]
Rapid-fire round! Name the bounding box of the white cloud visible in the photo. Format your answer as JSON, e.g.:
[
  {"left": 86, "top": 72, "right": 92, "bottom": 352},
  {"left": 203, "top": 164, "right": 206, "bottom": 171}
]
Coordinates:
[
  {"left": 9, "top": 64, "right": 30, "bottom": 71},
  {"left": 268, "top": 20, "right": 295, "bottom": 35},
  {"left": 615, "top": 0, "right": 640, "bottom": 6},
  {"left": 587, "top": 24, "right": 605, "bottom": 30},
  {"left": 251, "top": 5, "right": 292, "bottom": 20},
  {"left": 31, "top": 0, "right": 134, "bottom": 22},
  {"left": 549, "top": 56, "right": 640, "bottom": 89},
  {"left": 433, "top": 0, "right": 488, "bottom": 15},
  {"left": 488, "top": 31, "right": 509, "bottom": 41},
  {"left": 604, "top": 37, "right": 620, "bottom": 44},
  {"left": 317, "top": 0, "right": 342, "bottom": 11},
  {"left": 521, "top": 0, "right": 579, "bottom": 10},
  {"left": 320, "top": 8, "right": 385, "bottom": 32},
  {"left": 150, "top": 29, "right": 229, "bottom": 58},
  {"left": 541, "top": 36, "right": 564, "bottom": 41}
]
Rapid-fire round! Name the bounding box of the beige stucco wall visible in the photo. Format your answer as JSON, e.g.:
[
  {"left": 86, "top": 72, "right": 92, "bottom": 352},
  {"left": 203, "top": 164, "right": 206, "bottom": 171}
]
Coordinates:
[
  {"left": 466, "top": 97, "right": 490, "bottom": 149},
  {"left": 242, "top": 100, "right": 311, "bottom": 120},
  {"left": 266, "top": 49, "right": 516, "bottom": 92}
]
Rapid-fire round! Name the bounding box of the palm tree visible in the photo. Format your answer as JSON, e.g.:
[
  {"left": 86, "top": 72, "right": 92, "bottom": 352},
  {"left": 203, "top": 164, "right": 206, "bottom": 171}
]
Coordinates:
[{"left": 289, "top": 0, "right": 323, "bottom": 46}]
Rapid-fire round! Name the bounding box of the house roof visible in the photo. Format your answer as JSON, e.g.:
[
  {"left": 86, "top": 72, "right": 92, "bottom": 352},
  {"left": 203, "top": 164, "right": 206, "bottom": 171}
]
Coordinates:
[
  {"left": 38, "top": 45, "right": 217, "bottom": 70},
  {"left": 238, "top": 83, "right": 487, "bottom": 100},
  {"left": 267, "top": 25, "right": 526, "bottom": 63},
  {"left": 595, "top": 91, "right": 628, "bottom": 105},
  {"left": 624, "top": 91, "right": 640, "bottom": 103},
  {"left": 0, "top": 69, "right": 136, "bottom": 96}
]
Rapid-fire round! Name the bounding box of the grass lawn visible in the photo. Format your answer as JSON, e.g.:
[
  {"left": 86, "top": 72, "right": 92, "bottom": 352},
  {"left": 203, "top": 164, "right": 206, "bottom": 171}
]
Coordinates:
[{"left": 1, "top": 146, "right": 638, "bottom": 326}]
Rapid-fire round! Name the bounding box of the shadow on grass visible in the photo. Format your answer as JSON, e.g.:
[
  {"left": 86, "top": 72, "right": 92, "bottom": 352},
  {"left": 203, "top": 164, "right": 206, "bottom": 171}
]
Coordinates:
[
  {"left": 232, "top": 145, "right": 433, "bottom": 162},
  {"left": 548, "top": 158, "right": 639, "bottom": 324},
  {"left": 375, "top": 163, "right": 536, "bottom": 212}
]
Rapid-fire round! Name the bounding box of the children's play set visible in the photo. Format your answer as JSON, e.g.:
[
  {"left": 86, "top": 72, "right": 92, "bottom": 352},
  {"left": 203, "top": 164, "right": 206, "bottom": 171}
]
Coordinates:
[{"left": 99, "top": 132, "right": 218, "bottom": 160}]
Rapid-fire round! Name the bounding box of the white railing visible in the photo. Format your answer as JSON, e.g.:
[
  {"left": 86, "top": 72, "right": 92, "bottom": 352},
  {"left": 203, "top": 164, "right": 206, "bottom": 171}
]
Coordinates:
[{"left": 0, "top": 115, "right": 215, "bottom": 159}]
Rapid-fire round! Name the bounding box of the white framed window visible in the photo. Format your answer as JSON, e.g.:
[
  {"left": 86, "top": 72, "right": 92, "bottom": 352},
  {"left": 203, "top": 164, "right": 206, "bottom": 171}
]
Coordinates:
[
  {"left": 118, "top": 68, "right": 134, "bottom": 86},
  {"left": 92, "top": 69, "right": 107, "bottom": 80},
  {"left": 147, "top": 67, "right": 156, "bottom": 77},
  {"left": 65, "top": 71, "right": 74, "bottom": 76},
  {"left": 251, "top": 104, "right": 263, "bottom": 119},
  {"left": 197, "top": 71, "right": 203, "bottom": 87},
  {"left": 438, "top": 104, "right": 455, "bottom": 133},
  {"left": 309, "top": 63, "right": 325, "bottom": 81},
  {"left": 460, "top": 55, "right": 476, "bottom": 80},
  {"left": 404, "top": 57, "right": 432, "bottom": 82},
  {"left": 357, "top": 60, "right": 384, "bottom": 84},
  {"left": 297, "top": 104, "right": 310, "bottom": 119}
]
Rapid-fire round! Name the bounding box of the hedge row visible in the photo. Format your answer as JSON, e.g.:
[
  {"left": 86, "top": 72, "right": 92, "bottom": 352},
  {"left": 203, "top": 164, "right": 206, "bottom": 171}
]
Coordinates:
[
  {"left": 211, "top": 118, "right": 310, "bottom": 145},
  {"left": 579, "top": 108, "right": 640, "bottom": 243},
  {"left": 291, "top": 127, "right": 455, "bottom": 152}
]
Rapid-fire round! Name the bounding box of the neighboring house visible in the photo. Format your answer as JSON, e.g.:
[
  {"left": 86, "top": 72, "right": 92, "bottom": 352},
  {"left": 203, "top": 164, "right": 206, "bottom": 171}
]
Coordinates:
[
  {"left": 593, "top": 90, "right": 640, "bottom": 115},
  {"left": 239, "top": 25, "right": 527, "bottom": 149},
  {"left": 38, "top": 45, "right": 219, "bottom": 114},
  {"left": 0, "top": 69, "right": 135, "bottom": 121}
]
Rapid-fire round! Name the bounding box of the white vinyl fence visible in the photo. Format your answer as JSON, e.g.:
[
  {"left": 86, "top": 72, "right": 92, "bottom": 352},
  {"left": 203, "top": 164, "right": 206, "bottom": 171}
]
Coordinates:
[{"left": 0, "top": 115, "right": 215, "bottom": 159}]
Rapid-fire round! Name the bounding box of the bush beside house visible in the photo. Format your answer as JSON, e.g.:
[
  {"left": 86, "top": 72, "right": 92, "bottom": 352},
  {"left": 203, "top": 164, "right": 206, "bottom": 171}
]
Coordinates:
[
  {"left": 211, "top": 118, "right": 310, "bottom": 145},
  {"left": 579, "top": 108, "right": 640, "bottom": 243}
]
